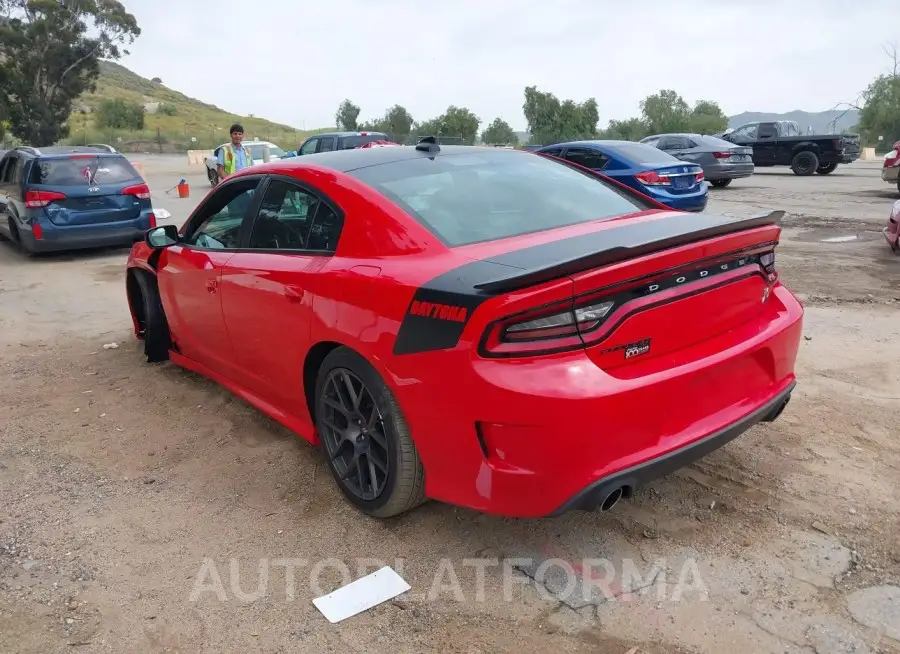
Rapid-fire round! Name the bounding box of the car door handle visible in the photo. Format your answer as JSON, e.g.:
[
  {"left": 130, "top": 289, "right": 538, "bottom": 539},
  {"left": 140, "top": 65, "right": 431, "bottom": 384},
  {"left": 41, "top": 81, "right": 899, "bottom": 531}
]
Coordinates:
[
  {"left": 206, "top": 279, "right": 218, "bottom": 293},
  {"left": 284, "top": 285, "right": 304, "bottom": 302}
]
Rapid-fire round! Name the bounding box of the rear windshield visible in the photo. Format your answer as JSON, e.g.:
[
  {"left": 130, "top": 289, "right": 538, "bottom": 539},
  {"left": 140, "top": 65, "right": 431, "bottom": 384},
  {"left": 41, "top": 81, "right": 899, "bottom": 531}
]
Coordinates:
[
  {"left": 697, "top": 135, "right": 740, "bottom": 149},
  {"left": 341, "top": 134, "right": 388, "bottom": 149},
  {"left": 248, "top": 143, "right": 286, "bottom": 159},
  {"left": 28, "top": 155, "right": 140, "bottom": 186},
  {"left": 606, "top": 142, "right": 681, "bottom": 164},
  {"left": 348, "top": 150, "right": 648, "bottom": 247}
]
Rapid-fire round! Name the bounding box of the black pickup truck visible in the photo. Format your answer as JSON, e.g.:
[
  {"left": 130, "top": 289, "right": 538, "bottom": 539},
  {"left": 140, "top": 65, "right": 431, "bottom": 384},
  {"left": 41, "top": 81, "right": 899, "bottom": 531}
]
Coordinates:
[{"left": 718, "top": 121, "right": 860, "bottom": 176}]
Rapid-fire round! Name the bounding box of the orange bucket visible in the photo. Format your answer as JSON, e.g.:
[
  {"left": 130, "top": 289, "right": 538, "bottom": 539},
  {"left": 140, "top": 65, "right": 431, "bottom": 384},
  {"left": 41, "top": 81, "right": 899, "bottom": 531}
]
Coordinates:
[{"left": 176, "top": 182, "right": 190, "bottom": 199}]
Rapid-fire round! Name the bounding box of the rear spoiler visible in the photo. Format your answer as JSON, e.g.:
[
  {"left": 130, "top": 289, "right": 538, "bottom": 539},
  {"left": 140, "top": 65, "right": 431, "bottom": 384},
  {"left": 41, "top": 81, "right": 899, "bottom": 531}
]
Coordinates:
[{"left": 472, "top": 210, "right": 784, "bottom": 294}]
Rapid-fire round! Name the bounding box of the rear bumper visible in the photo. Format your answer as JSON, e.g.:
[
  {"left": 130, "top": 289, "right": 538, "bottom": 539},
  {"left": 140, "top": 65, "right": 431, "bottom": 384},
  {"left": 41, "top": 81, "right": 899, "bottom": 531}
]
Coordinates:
[
  {"left": 841, "top": 152, "right": 860, "bottom": 163},
  {"left": 24, "top": 213, "right": 153, "bottom": 253},
  {"left": 882, "top": 166, "right": 900, "bottom": 183},
  {"left": 552, "top": 381, "right": 794, "bottom": 514},
  {"left": 400, "top": 284, "right": 804, "bottom": 517},
  {"left": 706, "top": 163, "right": 755, "bottom": 181}
]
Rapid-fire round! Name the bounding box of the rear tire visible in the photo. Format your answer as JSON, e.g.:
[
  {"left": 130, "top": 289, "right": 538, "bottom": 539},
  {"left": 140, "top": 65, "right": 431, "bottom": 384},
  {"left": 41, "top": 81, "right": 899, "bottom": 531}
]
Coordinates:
[
  {"left": 314, "top": 347, "right": 426, "bottom": 518},
  {"left": 791, "top": 150, "right": 819, "bottom": 176},
  {"left": 710, "top": 179, "right": 732, "bottom": 188},
  {"left": 134, "top": 271, "right": 171, "bottom": 363},
  {"left": 816, "top": 162, "right": 838, "bottom": 175}
]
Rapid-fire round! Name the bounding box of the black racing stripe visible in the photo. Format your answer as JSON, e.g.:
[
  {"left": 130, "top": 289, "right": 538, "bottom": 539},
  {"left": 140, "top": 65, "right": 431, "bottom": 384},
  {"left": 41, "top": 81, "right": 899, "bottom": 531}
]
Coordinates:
[
  {"left": 392, "top": 211, "right": 782, "bottom": 355},
  {"left": 393, "top": 259, "right": 520, "bottom": 355}
]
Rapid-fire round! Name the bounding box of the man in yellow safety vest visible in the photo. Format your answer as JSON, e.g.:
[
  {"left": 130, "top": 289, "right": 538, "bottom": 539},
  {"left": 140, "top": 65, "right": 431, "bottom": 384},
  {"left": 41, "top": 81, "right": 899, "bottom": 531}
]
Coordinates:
[{"left": 216, "top": 123, "right": 253, "bottom": 181}]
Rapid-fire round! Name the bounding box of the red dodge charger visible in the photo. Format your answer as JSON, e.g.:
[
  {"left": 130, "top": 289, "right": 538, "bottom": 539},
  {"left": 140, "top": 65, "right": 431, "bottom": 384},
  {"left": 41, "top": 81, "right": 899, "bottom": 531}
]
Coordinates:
[{"left": 125, "top": 138, "right": 803, "bottom": 518}]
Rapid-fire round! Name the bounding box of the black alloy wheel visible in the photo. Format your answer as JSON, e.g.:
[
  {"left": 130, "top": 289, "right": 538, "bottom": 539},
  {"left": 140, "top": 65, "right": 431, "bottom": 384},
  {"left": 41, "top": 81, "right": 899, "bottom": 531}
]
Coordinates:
[
  {"left": 791, "top": 150, "right": 819, "bottom": 176},
  {"left": 314, "top": 347, "right": 426, "bottom": 517},
  {"left": 319, "top": 368, "right": 390, "bottom": 501}
]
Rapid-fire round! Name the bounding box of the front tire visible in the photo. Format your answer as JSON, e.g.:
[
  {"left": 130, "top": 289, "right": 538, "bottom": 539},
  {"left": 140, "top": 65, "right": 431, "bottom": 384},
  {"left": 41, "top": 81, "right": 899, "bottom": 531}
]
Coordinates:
[
  {"left": 134, "top": 271, "right": 171, "bottom": 363},
  {"left": 314, "top": 347, "right": 426, "bottom": 518},
  {"left": 791, "top": 150, "right": 819, "bottom": 176},
  {"left": 710, "top": 179, "right": 732, "bottom": 188},
  {"left": 816, "top": 162, "right": 838, "bottom": 175}
]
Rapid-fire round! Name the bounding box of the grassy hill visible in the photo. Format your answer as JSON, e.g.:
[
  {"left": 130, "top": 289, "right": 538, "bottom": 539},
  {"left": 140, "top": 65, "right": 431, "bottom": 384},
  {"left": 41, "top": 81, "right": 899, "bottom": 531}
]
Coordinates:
[{"left": 66, "top": 61, "right": 328, "bottom": 152}]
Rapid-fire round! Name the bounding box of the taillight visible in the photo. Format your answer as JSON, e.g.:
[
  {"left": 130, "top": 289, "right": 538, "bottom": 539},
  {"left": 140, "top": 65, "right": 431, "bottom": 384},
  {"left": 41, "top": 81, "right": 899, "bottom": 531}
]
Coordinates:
[
  {"left": 885, "top": 150, "right": 900, "bottom": 168},
  {"left": 24, "top": 190, "right": 67, "bottom": 208},
  {"left": 712, "top": 151, "right": 732, "bottom": 159},
  {"left": 760, "top": 251, "right": 777, "bottom": 282},
  {"left": 148, "top": 213, "right": 157, "bottom": 228},
  {"left": 121, "top": 183, "right": 151, "bottom": 200},
  {"left": 833, "top": 138, "right": 842, "bottom": 150},
  {"left": 695, "top": 170, "right": 705, "bottom": 184},
  {"left": 481, "top": 298, "right": 617, "bottom": 357},
  {"left": 634, "top": 170, "right": 670, "bottom": 186}
]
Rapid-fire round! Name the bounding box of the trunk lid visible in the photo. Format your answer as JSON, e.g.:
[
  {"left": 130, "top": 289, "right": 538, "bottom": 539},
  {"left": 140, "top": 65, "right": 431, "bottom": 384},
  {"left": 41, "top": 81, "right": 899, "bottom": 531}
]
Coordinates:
[
  {"left": 568, "top": 221, "right": 780, "bottom": 370},
  {"left": 27, "top": 154, "right": 146, "bottom": 226},
  {"left": 473, "top": 211, "right": 782, "bottom": 364}
]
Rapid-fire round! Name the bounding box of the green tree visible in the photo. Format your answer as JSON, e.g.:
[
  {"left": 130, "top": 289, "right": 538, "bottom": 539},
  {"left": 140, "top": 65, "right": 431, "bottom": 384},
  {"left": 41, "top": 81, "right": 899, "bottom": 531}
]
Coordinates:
[
  {"left": 523, "top": 86, "right": 598, "bottom": 145},
  {"left": 598, "top": 117, "right": 650, "bottom": 140},
  {"left": 335, "top": 99, "right": 360, "bottom": 131},
  {"left": 415, "top": 106, "right": 481, "bottom": 144},
  {"left": 96, "top": 99, "right": 144, "bottom": 130},
  {"left": 481, "top": 117, "right": 518, "bottom": 145},
  {"left": 0, "top": 0, "right": 140, "bottom": 145},
  {"left": 360, "top": 104, "right": 415, "bottom": 142},
  {"left": 858, "top": 74, "right": 900, "bottom": 146},
  {"left": 688, "top": 100, "right": 728, "bottom": 134},
  {"left": 640, "top": 89, "right": 692, "bottom": 134}
]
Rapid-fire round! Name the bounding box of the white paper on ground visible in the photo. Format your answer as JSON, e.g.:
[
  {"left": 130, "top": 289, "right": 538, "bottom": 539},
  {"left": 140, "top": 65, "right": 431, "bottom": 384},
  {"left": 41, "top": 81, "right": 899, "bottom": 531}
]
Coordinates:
[{"left": 312, "top": 566, "right": 410, "bottom": 623}]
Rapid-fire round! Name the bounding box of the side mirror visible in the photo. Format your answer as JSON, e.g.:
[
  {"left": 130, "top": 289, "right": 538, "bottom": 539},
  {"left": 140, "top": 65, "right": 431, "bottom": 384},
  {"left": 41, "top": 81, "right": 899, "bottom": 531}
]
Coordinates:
[{"left": 146, "top": 225, "right": 180, "bottom": 248}]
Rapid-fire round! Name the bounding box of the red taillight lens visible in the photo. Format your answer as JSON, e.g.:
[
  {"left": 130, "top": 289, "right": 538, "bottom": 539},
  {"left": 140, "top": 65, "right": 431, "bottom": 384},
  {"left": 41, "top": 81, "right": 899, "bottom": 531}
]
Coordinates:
[
  {"left": 480, "top": 299, "right": 616, "bottom": 356},
  {"left": 148, "top": 213, "right": 157, "bottom": 228},
  {"left": 635, "top": 170, "right": 670, "bottom": 186},
  {"left": 695, "top": 170, "right": 705, "bottom": 183},
  {"left": 24, "top": 190, "right": 67, "bottom": 208},
  {"left": 712, "top": 151, "right": 732, "bottom": 159},
  {"left": 121, "top": 183, "right": 151, "bottom": 200},
  {"left": 32, "top": 223, "right": 43, "bottom": 240}
]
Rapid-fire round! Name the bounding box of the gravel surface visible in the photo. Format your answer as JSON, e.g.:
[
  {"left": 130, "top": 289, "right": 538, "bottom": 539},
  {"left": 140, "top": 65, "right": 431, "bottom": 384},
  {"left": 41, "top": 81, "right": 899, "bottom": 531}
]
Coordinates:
[{"left": 1, "top": 158, "right": 899, "bottom": 653}]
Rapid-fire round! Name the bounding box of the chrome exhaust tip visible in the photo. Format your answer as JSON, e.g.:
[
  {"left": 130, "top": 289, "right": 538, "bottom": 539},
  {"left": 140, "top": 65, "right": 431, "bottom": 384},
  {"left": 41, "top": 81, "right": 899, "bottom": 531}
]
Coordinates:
[{"left": 599, "top": 487, "right": 624, "bottom": 512}]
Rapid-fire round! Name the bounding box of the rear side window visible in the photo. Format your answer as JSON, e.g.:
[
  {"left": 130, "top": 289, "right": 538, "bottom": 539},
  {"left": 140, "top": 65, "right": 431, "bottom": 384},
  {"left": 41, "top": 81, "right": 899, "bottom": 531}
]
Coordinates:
[
  {"left": 28, "top": 155, "right": 140, "bottom": 186},
  {"left": 348, "top": 151, "right": 648, "bottom": 247}
]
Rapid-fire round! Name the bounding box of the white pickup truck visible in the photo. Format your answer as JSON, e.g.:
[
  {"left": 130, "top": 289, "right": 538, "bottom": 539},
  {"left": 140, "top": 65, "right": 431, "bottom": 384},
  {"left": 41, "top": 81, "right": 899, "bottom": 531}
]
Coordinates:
[{"left": 204, "top": 140, "right": 287, "bottom": 186}]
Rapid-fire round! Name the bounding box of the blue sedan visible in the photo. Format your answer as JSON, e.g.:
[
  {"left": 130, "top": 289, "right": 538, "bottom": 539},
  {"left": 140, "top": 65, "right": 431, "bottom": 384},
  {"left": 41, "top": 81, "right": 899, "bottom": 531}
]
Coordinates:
[{"left": 535, "top": 140, "right": 708, "bottom": 212}]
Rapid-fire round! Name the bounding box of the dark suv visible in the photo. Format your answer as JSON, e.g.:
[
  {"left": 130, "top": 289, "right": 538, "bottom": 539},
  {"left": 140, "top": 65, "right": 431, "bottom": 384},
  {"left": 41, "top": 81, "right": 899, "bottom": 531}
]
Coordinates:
[
  {"left": 0, "top": 146, "right": 156, "bottom": 254},
  {"left": 294, "top": 131, "right": 390, "bottom": 156}
]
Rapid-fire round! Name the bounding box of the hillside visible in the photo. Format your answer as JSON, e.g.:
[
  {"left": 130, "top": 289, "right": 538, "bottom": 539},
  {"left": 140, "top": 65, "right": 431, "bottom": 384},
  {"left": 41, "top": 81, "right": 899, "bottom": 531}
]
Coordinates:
[
  {"left": 68, "top": 61, "right": 326, "bottom": 151},
  {"left": 727, "top": 109, "right": 860, "bottom": 133}
]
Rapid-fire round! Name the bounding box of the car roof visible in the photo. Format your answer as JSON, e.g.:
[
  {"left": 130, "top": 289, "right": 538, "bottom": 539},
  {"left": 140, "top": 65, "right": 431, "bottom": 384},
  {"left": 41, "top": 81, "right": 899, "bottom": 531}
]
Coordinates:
[
  {"left": 266, "top": 144, "right": 522, "bottom": 173},
  {"left": 642, "top": 133, "right": 704, "bottom": 139},
  {"left": 14, "top": 145, "right": 122, "bottom": 157},
  {"left": 309, "top": 131, "right": 388, "bottom": 138}
]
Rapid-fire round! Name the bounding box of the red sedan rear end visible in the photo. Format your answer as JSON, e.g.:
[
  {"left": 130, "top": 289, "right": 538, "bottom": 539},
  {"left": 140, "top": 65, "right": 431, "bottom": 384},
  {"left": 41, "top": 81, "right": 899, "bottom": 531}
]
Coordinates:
[{"left": 127, "top": 143, "right": 803, "bottom": 518}]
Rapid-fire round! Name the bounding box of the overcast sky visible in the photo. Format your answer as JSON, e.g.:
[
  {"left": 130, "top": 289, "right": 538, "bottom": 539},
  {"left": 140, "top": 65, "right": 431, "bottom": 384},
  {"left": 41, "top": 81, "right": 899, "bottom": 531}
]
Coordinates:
[{"left": 119, "top": 0, "right": 900, "bottom": 131}]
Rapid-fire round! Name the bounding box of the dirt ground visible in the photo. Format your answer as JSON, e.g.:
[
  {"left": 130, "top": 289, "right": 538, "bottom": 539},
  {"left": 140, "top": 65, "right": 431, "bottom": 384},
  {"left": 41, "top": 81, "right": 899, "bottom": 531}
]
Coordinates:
[{"left": 1, "top": 156, "right": 899, "bottom": 654}]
